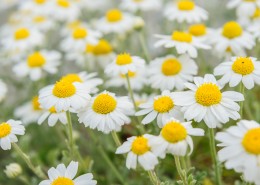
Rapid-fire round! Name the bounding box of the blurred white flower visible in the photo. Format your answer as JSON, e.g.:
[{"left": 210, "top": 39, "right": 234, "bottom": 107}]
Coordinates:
[
  {"left": 120, "top": 0, "right": 162, "bottom": 12},
  {"left": 4, "top": 163, "right": 22, "bottom": 178}
]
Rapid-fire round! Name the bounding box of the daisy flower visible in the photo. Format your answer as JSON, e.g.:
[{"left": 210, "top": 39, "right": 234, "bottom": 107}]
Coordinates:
[
  {"left": 164, "top": 0, "right": 208, "bottom": 23},
  {"left": 173, "top": 74, "right": 244, "bottom": 128},
  {"left": 13, "top": 50, "right": 61, "bottom": 81},
  {"left": 135, "top": 90, "right": 184, "bottom": 127},
  {"left": 0, "top": 120, "right": 25, "bottom": 150},
  {"left": 209, "top": 21, "right": 255, "bottom": 57},
  {"left": 155, "top": 30, "right": 210, "bottom": 58},
  {"left": 105, "top": 53, "right": 145, "bottom": 75},
  {"left": 116, "top": 134, "right": 159, "bottom": 170},
  {"left": 148, "top": 54, "right": 198, "bottom": 91},
  {"left": 27, "top": 15, "right": 55, "bottom": 33},
  {"left": 188, "top": 24, "right": 213, "bottom": 43},
  {"left": 95, "top": 9, "right": 137, "bottom": 34},
  {"left": 149, "top": 118, "right": 204, "bottom": 157},
  {"left": 134, "top": 93, "right": 156, "bottom": 107},
  {"left": 38, "top": 79, "right": 91, "bottom": 112},
  {"left": 216, "top": 120, "right": 260, "bottom": 185},
  {"left": 38, "top": 106, "right": 67, "bottom": 127},
  {"left": 120, "top": 0, "right": 162, "bottom": 12},
  {"left": 14, "top": 96, "right": 43, "bottom": 125},
  {"left": 39, "top": 161, "right": 97, "bottom": 185},
  {"left": 77, "top": 91, "right": 134, "bottom": 134},
  {"left": 227, "top": 0, "right": 259, "bottom": 17},
  {"left": 19, "top": 0, "right": 50, "bottom": 16},
  {"left": 0, "top": 80, "right": 7, "bottom": 103},
  {"left": 214, "top": 56, "right": 260, "bottom": 89}
]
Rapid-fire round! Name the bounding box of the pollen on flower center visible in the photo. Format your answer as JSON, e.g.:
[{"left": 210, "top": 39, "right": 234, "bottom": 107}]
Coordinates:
[
  {"left": 161, "top": 121, "right": 187, "bottom": 143},
  {"left": 189, "top": 24, "right": 207, "bottom": 36},
  {"left": 172, "top": 31, "right": 193, "bottom": 43},
  {"left": 27, "top": 52, "right": 46, "bottom": 68},
  {"left": 131, "top": 136, "right": 150, "bottom": 155},
  {"left": 34, "top": 0, "right": 46, "bottom": 4},
  {"left": 52, "top": 80, "right": 76, "bottom": 98},
  {"left": 106, "top": 9, "right": 123, "bottom": 22},
  {"left": 0, "top": 123, "right": 11, "bottom": 138},
  {"left": 222, "top": 21, "right": 243, "bottom": 39},
  {"left": 232, "top": 57, "right": 255, "bottom": 75},
  {"left": 116, "top": 53, "right": 132, "bottom": 65},
  {"left": 93, "top": 40, "right": 113, "bottom": 55},
  {"left": 242, "top": 128, "right": 260, "bottom": 154},
  {"left": 177, "top": 1, "right": 195, "bottom": 11},
  {"left": 32, "top": 96, "right": 41, "bottom": 110},
  {"left": 57, "top": 0, "right": 70, "bottom": 8},
  {"left": 61, "top": 74, "right": 83, "bottom": 83},
  {"left": 161, "top": 58, "right": 182, "bottom": 76},
  {"left": 14, "top": 28, "right": 30, "bottom": 40},
  {"left": 153, "top": 96, "right": 174, "bottom": 113},
  {"left": 92, "top": 94, "right": 117, "bottom": 114},
  {"left": 52, "top": 177, "right": 74, "bottom": 185},
  {"left": 49, "top": 106, "right": 57, "bottom": 113},
  {"left": 195, "top": 83, "right": 222, "bottom": 106},
  {"left": 73, "top": 27, "right": 88, "bottom": 39}
]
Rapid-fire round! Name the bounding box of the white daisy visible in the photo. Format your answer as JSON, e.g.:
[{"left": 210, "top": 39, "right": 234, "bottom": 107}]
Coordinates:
[
  {"left": 214, "top": 56, "right": 260, "bottom": 89},
  {"left": 135, "top": 90, "right": 184, "bottom": 127},
  {"left": 188, "top": 24, "right": 213, "bottom": 43},
  {"left": 105, "top": 53, "right": 145, "bottom": 75},
  {"left": 172, "top": 74, "right": 244, "bottom": 128},
  {"left": 27, "top": 15, "right": 55, "bottom": 32},
  {"left": 148, "top": 54, "right": 198, "bottom": 91},
  {"left": 0, "top": 80, "right": 7, "bottom": 103},
  {"left": 134, "top": 93, "right": 156, "bottom": 108},
  {"left": 149, "top": 118, "right": 204, "bottom": 157},
  {"left": 164, "top": 0, "right": 208, "bottom": 23},
  {"left": 155, "top": 31, "right": 210, "bottom": 58},
  {"left": 19, "top": 0, "right": 51, "bottom": 16},
  {"left": 77, "top": 91, "right": 134, "bottom": 134},
  {"left": 0, "top": 120, "right": 25, "bottom": 150},
  {"left": 116, "top": 134, "right": 159, "bottom": 170},
  {"left": 13, "top": 50, "right": 61, "bottom": 81},
  {"left": 120, "top": 0, "right": 162, "bottom": 12},
  {"left": 39, "top": 161, "right": 97, "bottom": 185},
  {"left": 227, "top": 0, "right": 260, "bottom": 17},
  {"left": 38, "top": 106, "right": 67, "bottom": 127},
  {"left": 216, "top": 120, "right": 260, "bottom": 185}
]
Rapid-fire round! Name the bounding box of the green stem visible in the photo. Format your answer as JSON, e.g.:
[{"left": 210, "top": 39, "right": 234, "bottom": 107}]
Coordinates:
[
  {"left": 147, "top": 170, "right": 161, "bottom": 185},
  {"left": 180, "top": 156, "right": 188, "bottom": 171},
  {"left": 111, "top": 131, "right": 121, "bottom": 147},
  {"left": 12, "top": 143, "right": 46, "bottom": 179},
  {"left": 138, "top": 30, "right": 150, "bottom": 62},
  {"left": 66, "top": 111, "right": 75, "bottom": 159},
  {"left": 240, "top": 83, "right": 245, "bottom": 118},
  {"left": 208, "top": 128, "right": 222, "bottom": 185},
  {"left": 174, "top": 156, "right": 188, "bottom": 185}
]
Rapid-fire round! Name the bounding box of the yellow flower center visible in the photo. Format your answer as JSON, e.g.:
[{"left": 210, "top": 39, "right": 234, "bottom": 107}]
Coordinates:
[
  {"left": 14, "top": 28, "right": 30, "bottom": 40},
  {"left": 161, "top": 58, "right": 182, "bottom": 76},
  {"left": 133, "top": 0, "right": 143, "bottom": 2},
  {"left": 177, "top": 1, "right": 195, "bottom": 11},
  {"left": 242, "top": 128, "right": 260, "bottom": 154},
  {"left": 92, "top": 94, "right": 117, "bottom": 114},
  {"left": 232, "top": 57, "right": 255, "bottom": 75},
  {"left": 85, "top": 44, "right": 95, "bottom": 53},
  {"left": 222, "top": 21, "right": 243, "bottom": 39},
  {"left": 116, "top": 53, "right": 132, "bottom": 65},
  {"left": 153, "top": 96, "right": 174, "bottom": 113},
  {"left": 73, "top": 27, "right": 88, "bottom": 39},
  {"left": 106, "top": 9, "right": 123, "bottom": 22},
  {"left": 161, "top": 121, "right": 187, "bottom": 143},
  {"left": 57, "top": 0, "right": 70, "bottom": 8},
  {"left": 34, "top": 0, "right": 46, "bottom": 4},
  {"left": 172, "top": 31, "right": 192, "bottom": 43},
  {"left": 52, "top": 177, "right": 74, "bottom": 185},
  {"left": 93, "top": 40, "right": 113, "bottom": 55},
  {"left": 61, "top": 74, "right": 83, "bottom": 83},
  {"left": 67, "top": 21, "right": 82, "bottom": 30},
  {"left": 252, "top": 8, "right": 260, "bottom": 19},
  {"left": 0, "top": 123, "right": 11, "bottom": 138},
  {"left": 120, "top": 71, "right": 136, "bottom": 78},
  {"left": 49, "top": 106, "right": 57, "bottom": 113},
  {"left": 189, "top": 24, "right": 207, "bottom": 36},
  {"left": 244, "top": 0, "right": 256, "bottom": 2},
  {"left": 195, "top": 83, "right": 222, "bottom": 106},
  {"left": 32, "top": 96, "right": 41, "bottom": 110},
  {"left": 131, "top": 136, "right": 150, "bottom": 155},
  {"left": 27, "top": 52, "right": 46, "bottom": 68},
  {"left": 52, "top": 80, "right": 76, "bottom": 98},
  {"left": 33, "top": 16, "right": 46, "bottom": 23}
]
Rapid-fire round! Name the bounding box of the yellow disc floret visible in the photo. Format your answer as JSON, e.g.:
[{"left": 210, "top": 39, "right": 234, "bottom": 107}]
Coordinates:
[
  {"left": 172, "top": 31, "right": 192, "bottom": 43},
  {"left": 92, "top": 93, "right": 117, "bottom": 114},
  {"left": 14, "top": 28, "right": 30, "bottom": 40},
  {"left": 242, "top": 128, "right": 260, "bottom": 154},
  {"left": 222, "top": 21, "right": 243, "bottom": 39},
  {"left": 252, "top": 8, "right": 260, "bottom": 19},
  {"left": 73, "top": 27, "right": 88, "bottom": 39},
  {"left": 52, "top": 80, "right": 76, "bottom": 98},
  {"left": 161, "top": 58, "right": 182, "bottom": 76},
  {"left": 153, "top": 96, "right": 174, "bottom": 113},
  {"left": 27, "top": 52, "right": 46, "bottom": 68},
  {"left": 232, "top": 57, "right": 254, "bottom": 75},
  {"left": 93, "top": 40, "right": 113, "bottom": 55},
  {"left": 57, "top": 0, "right": 70, "bottom": 8},
  {"left": 116, "top": 53, "right": 132, "bottom": 65},
  {"left": 106, "top": 9, "right": 123, "bottom": 22},
  {"left": 177, "top": 1, "right": 195, "bottom": 11},
  {"left": 34, "top": 0, "right": 46, "bottom": 4},
  {"left": 32, "top": 96, "right": 41, "bottom": 110},
  {"left": 61, "top": 74, "right": 83, "bottom": 83},
  {"left": 161, "top": 121, "right": 187, "bottom": 143},
  {"left": 195, "top": 83, "right": 222, "bottom": 106},
  {"left": 33, "top": 16, "right": 46, "bottom": 23},
  {"left": 131, "top": 136, "right": 150, "bottom": 155},
  {"left": 0, "top": 123, "right": 11, "bottom": 138},
  {"left": 52, "top": 177, "right": 74, "bottom": 185},
  {"left": 49, "top": 106, "right": 57, "bottom": 113},
  {"left": 189, "top": 24, "right": 207, "bottom": 36}
]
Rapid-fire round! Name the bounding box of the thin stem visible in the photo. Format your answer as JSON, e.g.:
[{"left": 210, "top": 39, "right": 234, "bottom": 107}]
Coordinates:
[
  {"left": 208, "top": 128, "right": 222, "bottom": 185},
  {"left": 180, "top": 156, "right": 188, "bottom": 171},
  {"left": 111, "top": 131, "right": 121, "bottom": 147},
  {"left": 66, "top": 111, "right": 75, "bottom": 159},
  {"left": 240, "top": 83, "right": 245, "bottom": 118},
  {"left": 174, "top": 155, "right": 188, "bottom": 185},
  {"left": 12, "top": 143, "right": 46, "bottom": 179},
  {"left": 147, "top": 170, "right": 161, "bottom": 185},
  {"left": 138, "top": 30, "right": 150, "bottom": 62}
]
